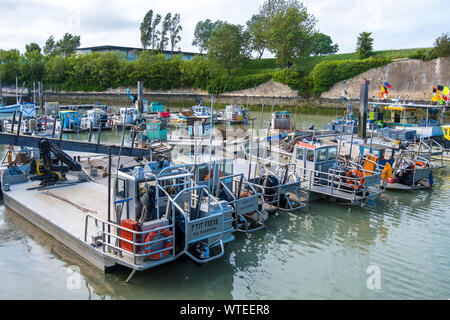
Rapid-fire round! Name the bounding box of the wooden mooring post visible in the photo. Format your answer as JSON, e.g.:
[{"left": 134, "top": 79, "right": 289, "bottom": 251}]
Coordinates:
[
  {"left": 358, "top": 80, "right": 369, "bottom": 139},
  {"left": 137, "top": 81, "right": 143, "bottom": 115}
]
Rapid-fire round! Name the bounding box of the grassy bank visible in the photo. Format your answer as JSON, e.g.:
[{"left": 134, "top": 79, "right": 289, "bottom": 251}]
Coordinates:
[{"left": 233, "top": 47, "right": 431, "bottom": 77}]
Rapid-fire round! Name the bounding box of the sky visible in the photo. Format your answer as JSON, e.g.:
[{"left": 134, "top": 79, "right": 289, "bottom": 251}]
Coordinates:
[{"left": 0, "top": 0, "right": 448, "bottom": 56}]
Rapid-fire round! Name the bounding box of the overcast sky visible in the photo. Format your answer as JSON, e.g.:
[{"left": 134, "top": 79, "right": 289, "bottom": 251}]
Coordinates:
[{"left": 0, "top": 0, "right": 447, "bottom": 56}]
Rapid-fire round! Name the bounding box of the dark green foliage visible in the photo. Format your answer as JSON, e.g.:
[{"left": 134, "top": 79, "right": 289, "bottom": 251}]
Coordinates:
[
  {"left": 431, "top": 33, "right": 450, "bottom": 58},
  {"left": 356, "top": 32, "right": 374, "bottom": 59},
  {"left": 310, "top": 33, "right": 338, "bottom": 56},
  {"left": 192, "top": 19, "right": 224, "bottom": 53},
  {"left": 311, "top": 57, "right": 391, "bottom": 95},
  {"left": 273, "top": 67, "right": 313, "bottom": 98},
  {"left": 206, "top": 73, "right": 272, "bottom": 94},
  {"left": 408, "top": 48, "right": 436, "bottom": 61},
  {"left": 208, "top": 23, "right": 250, "bottom": 76}
]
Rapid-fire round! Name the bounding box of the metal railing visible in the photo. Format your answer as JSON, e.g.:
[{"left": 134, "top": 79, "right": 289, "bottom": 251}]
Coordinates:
[
  {"left": 250, "top": 163, "right": 306, "bottom": 212},
  {"left": 297, "top": 159, "right": 383, "bottom": 204},
  {"left": 218, "top": 173, "right": 266, "bottom": 232}
]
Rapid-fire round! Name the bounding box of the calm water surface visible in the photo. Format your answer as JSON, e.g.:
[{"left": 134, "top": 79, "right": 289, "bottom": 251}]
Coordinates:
[{"left": 0, "top": 110, "right": 449, "bottom": 299}]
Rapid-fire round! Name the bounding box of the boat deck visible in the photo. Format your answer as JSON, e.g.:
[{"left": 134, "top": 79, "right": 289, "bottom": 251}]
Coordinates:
[
  {"left": 309, "top": 184, "right": 367, "bottom": 202},
  {"left": 385, "top": 182, "right": 430, "bottom": 190},
  {"left": 2, "top": 176, "right": 173, "bottom": 272}
]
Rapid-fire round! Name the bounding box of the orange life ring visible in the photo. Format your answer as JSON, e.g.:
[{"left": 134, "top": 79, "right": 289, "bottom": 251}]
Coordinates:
[
  {"left": 38, "top": 116, "right": 47, "bottom": 126},
  {"left": 143, "top": 228, "right": 172, "bottom": 260},
  {"left": 205, "top": 170, "right": 223, "bottom": 181},
  {"left": 415, "top": 161, "right": 426, "bottom": 168},
  {"left": 346, "top": 169, "right": 365, "bottom": 190}
]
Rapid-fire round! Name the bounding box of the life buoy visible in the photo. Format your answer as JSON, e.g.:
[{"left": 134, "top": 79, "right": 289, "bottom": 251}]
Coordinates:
[
  {"left": 38, "top": 116, "right": 47, "bottom": 126},
  {"left": 205, "top": 170, "right": 223, "bottom": 181},
  {"left": 346, "top": 169, "right": 365, "bottom": 190},
  {"left": 143, "top": 228, "right": 173, "bottom": 260},
  {"left": 415, "top": 161, "right": 426, "bottom": 168}
]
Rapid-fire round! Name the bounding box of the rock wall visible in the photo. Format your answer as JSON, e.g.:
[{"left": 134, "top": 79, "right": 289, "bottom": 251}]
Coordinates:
[{"left": 320, "top": 57, "right": 450, "bottom": 102}]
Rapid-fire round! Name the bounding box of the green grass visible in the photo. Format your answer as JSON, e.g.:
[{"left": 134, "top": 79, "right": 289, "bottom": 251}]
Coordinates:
[{"left": 235, "top": 47, "right": 432, "bottom": 77}]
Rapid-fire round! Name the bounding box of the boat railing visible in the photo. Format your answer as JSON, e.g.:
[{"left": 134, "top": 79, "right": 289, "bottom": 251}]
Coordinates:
[
  {"left": 158, "top": 184, "right": 228, "bottom": 263},
  {"left": 298, "top": 163, "right": 383, "bottom": 203},
  {"left": 84, "top": 213, "right": 175, "bottom": 269},
  {"left": 218, "top": 173, "right": 266, "bottom": 232},
  {"left": 251, "top": 163, "right": 306, "bottom": 212}
]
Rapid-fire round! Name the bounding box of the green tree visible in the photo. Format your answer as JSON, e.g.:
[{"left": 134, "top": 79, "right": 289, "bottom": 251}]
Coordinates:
[
  {"left": 310, "top": 32, "right": 338, "bottom": 56},
  {"left": 192, "top": 19, "right": 224, "bottom": 53},
  {"left": 0, "top": 49, "right": 22, "bottom": 84},
  {"left": 246, "top": 14, "right": 268, "bottom": 59},
  {"left": 140, "top": 10, "right": 154, "bottom": 49},
  {"left": 55, "top": 33, "right": 81, "bottom": 57},
  {"left": 44, "top": 55, "right": 68, "bottom": 87},
  {"left": 208, "top": 23, "right": 250, "bottom": 76},
  {"left": 431, "top": 33, "right": 450, "bottom": 57},
  {"left": 159, "top": 13, "right": 171, "bottom": 52},
  {"left": 356, "top": 32, "right": 374, "bottom": 59},
  {"left": 151, "top": 14, "right": 162, "bottom": 50},
  {"left": 43, "top": 35, "right": 57, "bottom": 55},
  {"left": 25, "top": 42, "right": 41, "bottom": 54},
  {"left": 22, "top": 49, "right": 45, "bottom": 82},
  {"left": 259, "top": 0, "right": 317, "bottom": 67},
  {"left": 169, "top": 13, "right": 183, "bottom": 54}
]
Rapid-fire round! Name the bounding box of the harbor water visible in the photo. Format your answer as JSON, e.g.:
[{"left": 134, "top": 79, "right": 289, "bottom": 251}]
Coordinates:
[{"left": 0, "top": 110, "right": 449, "bottom": 299}]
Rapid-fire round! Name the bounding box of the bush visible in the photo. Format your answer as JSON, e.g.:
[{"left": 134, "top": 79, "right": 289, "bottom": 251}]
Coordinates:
[
  {"left": 311, "top": 57, "right": 392, "bottom": 95},
  {"left": 273, "top": 67, "right": 313, "bottom": 98},
  {"left": 431, "top": 33, "right": 450, "bottom": 58},
  {"left": 206, "top": 73, "right": 272, "bottom": 94}
]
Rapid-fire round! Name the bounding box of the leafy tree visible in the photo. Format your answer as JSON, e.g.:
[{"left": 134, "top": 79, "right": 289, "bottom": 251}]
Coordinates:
[
  {"left": 431, "top": 33, "right": 450, "bottom": 57},
  {"left": 259, "top": 0, "right": 317, "bottom": 67},
  {"left": 180, "top": 55, "right": 219, "bottom": 88},
  {"left": 356, "top": 32, "right": 374, "bottom": 59},
  {"left": 44, "top": 55, "right": 68, "bottom": 86},
  {"left": 55, "top": 33, "right": 80, "bottom": 57},
  {"left": 140, "top": 10, "right": 154, "bottom": 49},
  {"left": 169, "top": 13, "right": 183, "bottom": 54},
  {"left": 151, "top": 14, "right": 162, "bottom": 50},
  {"left": 25, "top": 42, "right": 41, "bottom": 54},
  {"left": 310, "top": 32, "right": 338, "bottom": 56},
  {"left": 21, "top": 50, "right": 45, "bottom": 82},
  {"left": 159, "top": 13, "right": 171, "bottom": 52},
  {"left": 208, "top": 23, "right": 250, "bottom": 76},
  {"left": 0, "top": 49, "right": 22, "bottom": 84},
  {"left": 192, "top": 19, "right": 224, "bottom": 53},
  {"left": 246, "top": 14, "right": 268, "bottom": 59},
  {"left": 43, "top": 36, "right": 56, "bottom": 55}
]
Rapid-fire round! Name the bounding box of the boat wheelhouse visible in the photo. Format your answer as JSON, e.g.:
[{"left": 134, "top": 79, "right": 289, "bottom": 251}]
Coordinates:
[
  {"left": 58, "top": 110, "right": 84, "bottom": 132},
  {"left": 83, "top": 108, "right": 111, "bottom": 130},
  {"left": 218, "top": 104, "right": 249, "bottom": 124},
  {"left": 118, "top": 107, "right": 139, "bottom": 126}
]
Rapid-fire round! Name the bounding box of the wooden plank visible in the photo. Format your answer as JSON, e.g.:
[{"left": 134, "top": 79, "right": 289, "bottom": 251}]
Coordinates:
[{"left": 0, "top": 132, "right": 151, "bottom": 157}]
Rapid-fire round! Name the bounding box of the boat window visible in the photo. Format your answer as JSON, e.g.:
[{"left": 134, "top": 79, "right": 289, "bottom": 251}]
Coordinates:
[
  {"left": 198, "top": 166, "right": 210, "bottom": 181},
  {"left": 296, "top": 148, "right": 304, "bottom": 161},
  {"left": 317, "top": 149, "right": 327, "bottom": 162},
  {"left": 222, "top": 163, "right": 233, "bottom": 176},
  {"left": 116, "top": 178, "right": 126, "bottom": 198},
  {"left": 306, "top": 149, "right": 315, "bottom": 162},
  {"left": 328, "top": 147, "right": 337, "bottom": 160}
]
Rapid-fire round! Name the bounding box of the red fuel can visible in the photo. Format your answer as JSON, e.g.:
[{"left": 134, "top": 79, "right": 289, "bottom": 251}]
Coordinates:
[{"left": 120, "top": 219, "right": 141, "bottom": 253}]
